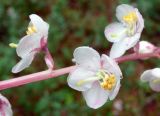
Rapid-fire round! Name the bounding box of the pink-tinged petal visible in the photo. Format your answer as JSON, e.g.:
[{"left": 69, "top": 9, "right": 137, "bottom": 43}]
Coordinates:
[
  {"left": 67, "top": 67, "right": 95, "bottom": 91},
  {"left": 104, "top": 22, "right": 127, "bottom": 43},
  {"left": 135, "top": 8, "right": 144, "bottom": 33},
  {"left": 16, "top": 34, "right": 41, "bottom": 58},
  {"left": 119, "top": 33, "right": 140, "bottom": 55},
  {"left": 109, "top": 80, "right": 121, "bottom": 100},
  {"left": 73, "top": 47, "right": 101, "bottom": 71},
  {"left": 109, "top": 41, "right": 127, "bottom": 58},
  {"left": 0, "top": 94, "right": 12, "bottom": 116},
  {"left": 109, "top": 33, "right": 140, "bottom": 58},
  {"left": 151, "top": 68, "right": 160, "bottom": 78},
  {"left": 149, "top": 81, "right": 160, "bottom": 92},
  {"left": 12, "top": 52, "right": 35, "bottom": 73},
  {"left": 140, "top": 69, "right": 154, "bottom": 82},
  {"left": 124, "top": 33, "right": 141, "bottom": 50},
  {"left": 116, "top": 4, "right": 135, "bottom": 23},
  {"left": 101, "top": 54, "right": 122, "bottom": 77},
  {"left": 29, "top": 14, "right": 49, "bottom": 37},
  {"left": 82, "top": 82, "right": 109, "bottom": 109}
]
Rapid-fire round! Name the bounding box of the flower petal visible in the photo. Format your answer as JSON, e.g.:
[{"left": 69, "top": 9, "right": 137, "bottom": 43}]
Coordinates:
[
  {"left": 109, "top": 41, "right": 127, "bottom": 58},
  {"left": 101, "top": 54, "right": 122, "bottom": 77},
  {"left": 29, "top": 14, "right": 49, "bottom": 36},
  {"left": 12, "top": 53, "right": 35, "bottom": 73},
  {"left": 109, "top": 33, "right": 140, "bottom": 58},
  {"left": 67, "top": 67, "right": 95, "bottom": 91},
  {"left": 116, "top": 4, "right": 135, "bottom": 23},
  {"left": 82, "top": 82, "right": 109, "bottom": 109},
  {"left": 140, "top": 69, "right": 154, "bottom": 82},
  {"left": 16, "top": 34, "right": 41, "bottom": 58},
  {"left": 135, "top": 8, "right": 144, "bottom": 33},
  {"left": 149, "top": 81, "right": 160, "bottom": 92},
  {"left": 73, "top": 46, "right": 101, "bottom": 71},
  {"left": 124, "top": 33, "right": 141, "bottom": 50},
  {"left": 109, "top": 80, "right": 121, "bottom": 100},
  {"left": 104, "top": 22, "right": 127, "bottom": 43},
  {"left": 0, "top": 94, "right": 13, "bottom": 116},
  {"left": 151, "top": 68, "right": 160, "bottom": 78}
]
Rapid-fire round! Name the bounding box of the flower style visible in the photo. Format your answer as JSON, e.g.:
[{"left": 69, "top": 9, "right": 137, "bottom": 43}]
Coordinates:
[
  {"left": 67, "top": 46, "right": 122, "bottom": 109},
  {"left": 134, "top": 41, "right": 156, "bottom": 54},
  {"left": 0, "top": 94, "right": 13, "bottom": 116},
  {"left": 11, "top": 14, "right": 50, "bottom": 73},
  {"left": 105, "top": 4, "right": 144, "bottom": 58},
  {"left": 141, "top": 68, "right": 160, "bottom": 92}
]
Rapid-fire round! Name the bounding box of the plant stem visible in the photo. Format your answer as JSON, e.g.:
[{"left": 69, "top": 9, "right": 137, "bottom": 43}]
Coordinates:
[
  {"left": 0, "top": 49, "right": 159, "bottom": 90},
  {"left": 115, "top": 52, "right": 157, "bottom": 63},
  {"left": 0, "top": 66, "right": 75, "bottom": 90}
]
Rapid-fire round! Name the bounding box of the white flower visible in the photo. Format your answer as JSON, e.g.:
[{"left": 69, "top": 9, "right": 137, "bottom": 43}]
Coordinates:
[
  {"left": 105, "top": 4, "right": 144, "bottom": 58},
  {"left": 11, "top": 14, "right": 49, "bottom": 73},
  {"left": 134, "top": 41, "right": 155, "bottom": 54},
  {"left": 140, "top": 68, "right": 160, "bottom": 92},
  {"left": 0, "top": 94, "right": 13, "bottom": 116},
  {"left": 67, "top": 46, "right": 122, "bottom": 109}
]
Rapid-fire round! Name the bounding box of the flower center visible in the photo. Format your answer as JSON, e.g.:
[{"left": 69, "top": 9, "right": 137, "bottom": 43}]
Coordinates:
[
  {"left": 100, "top": 74, "right": 116, "bottom": 90},
  {"left": 26, "top": 25, "right": 37, "bottom": 35},
  {"left": 76, "top": 70, "right": 116, "bottom": 91},
  {"left": 123, "top": 12, "right": 138, "bottom": 36},
  {"left": 123, "top": 12, "right": 137, "bottom": 24},
  {"left": 97, "top": 70, "right": 116, "bottom": 90}
]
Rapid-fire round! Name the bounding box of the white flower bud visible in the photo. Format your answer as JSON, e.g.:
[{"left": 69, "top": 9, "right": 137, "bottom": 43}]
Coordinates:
[{"left": 138, "top": 41, "right": 155, "bottom": 54}]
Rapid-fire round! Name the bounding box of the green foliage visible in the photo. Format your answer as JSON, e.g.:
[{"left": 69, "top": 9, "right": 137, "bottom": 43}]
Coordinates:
[{"left": 0, "top": 0, "right": 160, "bottom": 115}]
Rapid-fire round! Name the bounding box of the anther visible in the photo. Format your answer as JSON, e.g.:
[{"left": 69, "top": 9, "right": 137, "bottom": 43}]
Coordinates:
[
  {"left": 26, "top": 25, "right": 37, "bottom": 35},
  {"left": 9, "top": 43, "right": 18, "bottom": 48}
]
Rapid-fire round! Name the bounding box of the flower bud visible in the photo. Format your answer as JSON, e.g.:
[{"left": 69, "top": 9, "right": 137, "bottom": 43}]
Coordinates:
[{"left": 135, "top": 41, "right": 156, "bottom": 54}]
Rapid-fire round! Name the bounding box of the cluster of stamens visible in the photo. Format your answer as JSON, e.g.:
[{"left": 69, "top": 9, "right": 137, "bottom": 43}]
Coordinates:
[
  {"left": 100, "top": 74, "right": 116, "bottom": 90},
  {"left": 26, "top": 25, "right": 37, "bottom": 35},
  {"left": 123, "top": 12, "right": 137, "bottom": 24},
  {"left": 97, "top": 70, "right": 116, "bottom": 91},
  {"left": 76, "top": 70, "right": 116, "bottom": 91}
]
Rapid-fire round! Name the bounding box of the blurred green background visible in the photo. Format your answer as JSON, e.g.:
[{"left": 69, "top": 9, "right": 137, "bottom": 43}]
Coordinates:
[{"left": 0, "top": 0, "right": 160, "bottom": 115}]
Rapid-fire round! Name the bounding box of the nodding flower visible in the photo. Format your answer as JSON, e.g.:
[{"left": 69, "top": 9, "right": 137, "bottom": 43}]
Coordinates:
[
  {"left": 10, "top": 14, "right": 49, "bottom": 73},
  {"left": 104, "top": 4, "right": 144, "bottom": 58}
]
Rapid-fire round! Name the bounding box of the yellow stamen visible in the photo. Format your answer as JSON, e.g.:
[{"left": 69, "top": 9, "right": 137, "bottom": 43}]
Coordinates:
[
  {"left": 26, "top": 25, "right": 37, "bottom": 35},
  {"left": 100, "top": 74, "right": 116, "bottom": 90},
  {"left": 31, "top": 26, "right": 37, "bottom": 32},
  {"left": 123, "top": 12, "right": 137, "bottom": 24},
  {"left": 9, "top": 43, "right": 18, "bottom": 48}
]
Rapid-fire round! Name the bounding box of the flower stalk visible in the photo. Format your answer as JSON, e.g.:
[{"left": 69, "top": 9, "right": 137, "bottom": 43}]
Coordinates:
[{"left": 0, "top": 48, "right": 159, "bottom": 91}]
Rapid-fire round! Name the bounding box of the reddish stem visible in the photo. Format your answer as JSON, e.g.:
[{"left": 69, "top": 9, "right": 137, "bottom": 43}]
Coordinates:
[
  {"left": 116, "top": 52, "right": 157, "bottom": 63},
  {"left": 0, "top": 66, "right": 75, "bottom": 90},
  {"left": 0, "top": 49, "right": 159, "bottom": 91}
]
